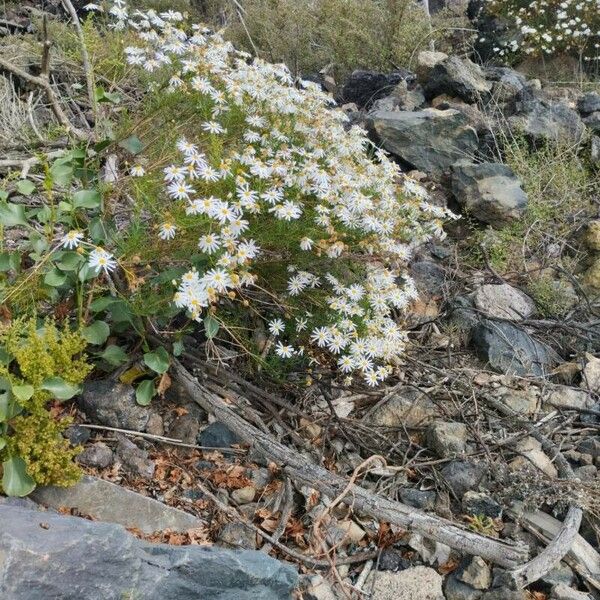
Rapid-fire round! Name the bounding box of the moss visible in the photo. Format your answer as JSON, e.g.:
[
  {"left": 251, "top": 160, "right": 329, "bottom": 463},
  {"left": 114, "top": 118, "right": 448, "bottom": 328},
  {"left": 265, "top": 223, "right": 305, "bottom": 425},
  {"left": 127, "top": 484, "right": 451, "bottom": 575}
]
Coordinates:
[{"left": 0, "top": 318, "right": 92, "bottom": 490}]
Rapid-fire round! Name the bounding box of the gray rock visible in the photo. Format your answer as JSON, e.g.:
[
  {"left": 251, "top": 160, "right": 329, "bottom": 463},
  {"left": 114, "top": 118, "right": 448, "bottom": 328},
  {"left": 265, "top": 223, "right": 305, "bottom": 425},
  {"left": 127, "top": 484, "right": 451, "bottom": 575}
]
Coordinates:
[
  {"left": 199, "top": 421, "right": 243, "bottom": 449},
  {"left": 248, "top": 467, "right": 271, "bottom": 489},
  {"left": 410, "top": 260, "right": 446, "bottom": 296},
  {"left": 427, "top": 421, "right": 468, "bottom": 455},
  {"left": 592, "top": 135, "right": 600, "bottom": 165},
  {"left": 573, "top": 465, "right": 597, "bottom": 480},
  {"left": 543, "top": 385, "right": 593, "bottom": 411},
  {"left": 482, "top": 590, "right": 526, "bottom": 600},
  {"left": 485, "top": 66, "right": 528, "bottom": 104},
  {"left": 583, "top": 112, "right": 600, "bottom": 134},
  {"left": 0, "top": 504, "right": 296, "bottom": 600},
  {"left": 458, "top": 556, "right": 492, "bottom": 590},
  {"left": 543, "top": 563, "right": 576, "bottom": 588},
  {"left": 462, "top": 491, "right": 502, "bottom": 519},
  {"left": 368, "top": 108, "right": 478, "bottom": 177},
  {"left": 512, "top": 436, "right": 558, "bottom": 478},
  {"left": 77, "top": 442, "right": 114, "bottom": 469},
  {"left": 78, "top": 379, "right": 150, "bottom": 431},
  {"left": 445, "top": 572, "right": 483, "bottom": 600},
  {"left": 63, "top": 425, "right": 90, "bottom": 446},
  {"left": 441, "top": 460, "right": 488, "bottom": 497},
  {"left": 473, "top": 284, "right": 535, "bottom": 320},
  {"left": 377, "top": 548, "right": 412, "bottom": 572},
  {"left": 400, "top": 488, "right": 436, "bottom": 511},
  {"left": 367, "top": 566, "right": 444, "bottom": 600},
  {"left": 577, "top": 92, "right": 600, "bottom": 116},
  {"left": 168, "top": 413, "right": 200, "bottom": 445},
  {"left": 116, "top": 435, "right": 155, "bottom": 479},
  {"left": 366, "top": 386, "right": 438, "bottom": 428},
  {"left": 370, "top": 81, "right": 426, "bottom": 113},
  {"left": 231, "top": 486, "right": 256, "bottom": 505},
  {"left": 146, "top": 412, "right": 165, "bottom": 436},
  {"left": 218, "top": 522, "right": 257, "bottom": 550},
  {"left": 577, "top": 437, "right": 600, "bottom": 459},
  {"left": 32, "top": 476, "right": 201, "bottom": 534},
  {"left": 551, "top": 583, "right": 593, "bottom": 599},
  {"left": 451, "top": 162, "right": 528, "bottom": 227},
  {"left": 339, "top": 69, "right": 415, "bottom": 109},
  {"left": 509, "top": 101, "right": 585, "bottom": 145},
  {"left": 471, "top": 319, "right": 560, "bottom": 377},
  {"left": 415, "top": 50, "right": 448, "bottom": 85},
  {"left": 424, "top": 56, "right": 492, "bottom": 103}
]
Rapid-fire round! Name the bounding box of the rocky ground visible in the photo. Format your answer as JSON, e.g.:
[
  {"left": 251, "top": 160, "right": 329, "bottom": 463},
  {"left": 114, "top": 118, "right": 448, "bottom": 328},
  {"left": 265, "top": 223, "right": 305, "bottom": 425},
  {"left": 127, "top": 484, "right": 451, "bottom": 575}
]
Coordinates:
[{"left": 1, "top": 2, "right": 600, "bottom": 600}]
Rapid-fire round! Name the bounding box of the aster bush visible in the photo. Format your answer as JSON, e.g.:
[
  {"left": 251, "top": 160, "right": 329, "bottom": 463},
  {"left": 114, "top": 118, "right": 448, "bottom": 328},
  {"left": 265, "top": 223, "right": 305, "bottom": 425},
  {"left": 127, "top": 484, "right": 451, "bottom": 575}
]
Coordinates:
[
  {"left": 484, "top": 0, "right": 600, "bottom": 63},
  {"left": 2, "top": 1, "right": 452, "bottom": 397}
]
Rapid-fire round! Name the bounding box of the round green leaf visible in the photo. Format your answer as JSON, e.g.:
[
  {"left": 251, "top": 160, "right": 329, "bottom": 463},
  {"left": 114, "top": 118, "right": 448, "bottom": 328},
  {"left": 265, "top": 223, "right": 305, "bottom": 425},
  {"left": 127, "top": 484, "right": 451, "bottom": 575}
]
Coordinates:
[
  {"left": 135, "top": 379, "right": 156, "bottom": 406},
  {"left": 0, "top": 202, "right": 27, "bottom": 226},
  {"left": 44, "top": 268, "right": 67, "bottom": 287},
  {"left": 204, "top": 315, "right": 220, "bottom": 340},
  {"left": 41, "top": 377, "right": 81, "bottom": 400},
  {"left": 118, "top": 135, "right": 143, "bottom": 155},
  {"left": 11, "top": 384, "right": 34, "bottom": 403},
  {"left": 99, "top": 345, "right": 128, "bottom": 366},
  {"left": 16, "top": 179, "right": 35, "bottom": 196},
  {"left": 73, "top": 189, "right": 101, "bottom": 209},
  {"left": 143, "top": 346, "right": 170, "bottom": 374},
  {"left": 56, "top": 251, "right": 84, "bottom": 271},
  {"left": 50, "top": 162, "right": 74, "bottom": 187},
  {"left": 2, "top": 456, "right": 36, "bottom": 497},
  {"left": 82, "top": 321, "right": 110, "bottom": 345}
]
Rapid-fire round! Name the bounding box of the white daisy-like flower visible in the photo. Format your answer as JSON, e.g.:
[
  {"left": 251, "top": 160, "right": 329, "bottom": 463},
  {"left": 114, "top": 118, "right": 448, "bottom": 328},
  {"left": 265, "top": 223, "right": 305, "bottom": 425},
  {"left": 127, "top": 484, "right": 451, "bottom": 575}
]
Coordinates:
[
  {"left": 300, "top": 237, "right": 313, "bottom": 251},
  {"left": 88, "top": 248, "right": 116, "bottom": 274},
  {"left": 202, "top": 121, "right": 225, "bottom": 134},
  {"left": 130, "top": 165, "right": 145, "bottom": 177},
  {"left": 61, "top": 230, "right": 85, "bottom": 249},
  {"left": 268, "top": 318, "right": 285, "bottom": 336},
  {"left": 159, "top": 222, "right": 177, "bottom": 240},
  {"left": 275, "top": 341, "right": 294, "bottom": 358},
  {"left": 198, "top": 233, "right": 221, "bottom": 254}
]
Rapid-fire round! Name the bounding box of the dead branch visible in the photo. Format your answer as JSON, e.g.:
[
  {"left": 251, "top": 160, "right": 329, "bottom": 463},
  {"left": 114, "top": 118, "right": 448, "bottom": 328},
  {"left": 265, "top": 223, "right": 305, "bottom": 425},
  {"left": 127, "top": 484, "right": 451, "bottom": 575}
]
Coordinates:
[
  {"left": 0, "top": 57, "right": 86, "bottom": 140},
  {"left": 61, "top": 0, "right": 97, "bottom": 123},
  {"left": 173, "top": 359, "right": 529, "bottom": 569}
]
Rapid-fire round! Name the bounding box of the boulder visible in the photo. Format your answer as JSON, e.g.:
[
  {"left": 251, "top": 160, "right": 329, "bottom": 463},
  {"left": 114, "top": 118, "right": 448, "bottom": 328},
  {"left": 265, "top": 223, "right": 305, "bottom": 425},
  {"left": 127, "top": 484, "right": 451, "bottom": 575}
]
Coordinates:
[
  {"left": 451, "top": 163, "right": 528, "bottom": 227},
  {"left": 367, "top": 566, "right": 444, "bottom": 600},
  {"left": 78, "top": 379, "right": 150, "bottom": 431},
  {"left": 577, "top": 92, "right": 600, "bottom": 117},
  {"left": 370, "top": 80, "right": 426, "bottom": 112},
  {"left": 471, "top": 319, "right": 560, "bottom": 377},
  {"left": 424, "top": 56, "right": 492, "bottom": 104},
  {"left": 583, "top": 112, "right": 600, "bottom": 134},
  {"left": 415, "top": 50, "right": 448, "bottom": 85},
  {"left": 368, "top": 108, "right": 478, "bottom": 177},
  {"left": 338, "top": 69, "right": 415, "bottom": 109},
  {"left": 427, "top": 421, "right": 468, "bottom": 455},
  {"left": 441, "top": 460, "right": 488, "bottom": 497},
  {"left": 32, "top": 475, "right": 201, "bottom": 534},
  {"left": 473, "top": 283, "right": 535, "bottom": 320},
  {"left": 366, "top": 386, "right": 438, "bottom": 428},
  {"left": 509, "top": 101, "right": 585, "bottom": 145},
  {"left": 485, "top": 66, "right": 528, "bottom": 104},
  {"left": 0, "top": 504, "right": 296, "bottom": 600}
]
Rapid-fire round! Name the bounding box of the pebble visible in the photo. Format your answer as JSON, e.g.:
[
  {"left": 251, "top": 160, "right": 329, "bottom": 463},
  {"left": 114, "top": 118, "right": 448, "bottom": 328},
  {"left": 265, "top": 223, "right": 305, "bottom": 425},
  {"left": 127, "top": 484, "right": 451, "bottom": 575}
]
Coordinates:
[
  {"left": 76, "top": 442, "right": 114, "bottom": 469},
  {"left": 231, "top": 486, "right": 256, "bottom": 505}
]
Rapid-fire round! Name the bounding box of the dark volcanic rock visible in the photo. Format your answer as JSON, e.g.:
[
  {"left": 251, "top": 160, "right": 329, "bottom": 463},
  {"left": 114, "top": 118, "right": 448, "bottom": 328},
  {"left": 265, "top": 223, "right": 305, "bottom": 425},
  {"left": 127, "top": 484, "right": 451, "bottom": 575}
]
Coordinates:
[
  {"left": 441, "top": 460, "right": 488, "bottom": 498},
  {"left": 367, "top": 108, "right": 478, "bottom": 177},
  {"left": 199, "top": 422, "right": 243, "bottom": 449},
  {"left": 577, "top": 92, "right": 600, "bottom": 116},
  {"left": 471, "top": 319, "right": 560, "bottom": 377},
  {"left": 77, "top": 442, "right": 114, "bottom": 469},
  {"left": 424, "top": 56, "right": 491, "bottom": 103},
  {"left": 338, "top": 69, "right": 415, "bottom": 109},
  {"left": 0, "top": 504, "right": 297, "bottom": 600},
  {"left": 78, "top": 379, "right": 150, "bottom": 431},
  {"left": 451, "top": 162, "right": 528, "bottom": 227}
]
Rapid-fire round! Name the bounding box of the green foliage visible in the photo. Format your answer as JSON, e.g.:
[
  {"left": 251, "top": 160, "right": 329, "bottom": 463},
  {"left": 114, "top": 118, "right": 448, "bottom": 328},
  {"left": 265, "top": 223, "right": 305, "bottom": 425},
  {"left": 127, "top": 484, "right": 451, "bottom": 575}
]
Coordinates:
[
  {"left": 527, "top": 274, "right": 575, "bottom": 317},
  {"left": 0, "top": 318, "right": 93, "bottom": 494},
  {"left": 201, "top": 0, "right": 469, "bottom": 78}
]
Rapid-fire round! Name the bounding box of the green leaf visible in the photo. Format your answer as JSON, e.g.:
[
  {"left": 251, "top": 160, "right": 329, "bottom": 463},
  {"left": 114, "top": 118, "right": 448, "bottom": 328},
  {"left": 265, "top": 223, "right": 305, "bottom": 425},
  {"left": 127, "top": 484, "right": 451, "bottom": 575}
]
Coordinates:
[
  {"left": 0, "top": 377, "right": 11, "bottom": 421},
  {"left": 95, "top": 86, "right": 121, "bottom": 104},
  {"left": 0, "top": 190, "right": 8, "bottom": 201},
  {"left": 90, "top": 296, "right": 117, "bottom": 312},
  {"left": 88, "top": 216, "right": 107, "bottom": 243},
  {"left": 41, "top": 377, "right": 81, "bottom": 400},
  {"left": 0, "top": 347, "right": 11, "bottom": 367},
  {"left": 172, "top": 340, "right": 184, "bottom": 357},
  {"left": 0, "top": 438, "right": 6, "bottom": 451},
  {"left": 118, "top": 135, "right": 143, "bottom": 155},
  {"left": 44, "top": 268, "right": 67, "bottom": 287},
  {"left": 204, "top": 315, "right": 220, "bottom": 340},
  {"left": 143, "top": 346, "right": 170, "bottom": 374},
  {"left": 73, "top": 189, "right": 101, "bottom": 209},
  {"left": 0, "top": 202, "right": 27, "bottom": 226},
  {"left": 16, "top": 179, "right": 35, "bottom": 196},
  {"left": 11, "top": 384, "right": 34, "bottom": 403},
  {"left": 50, "top": 162, "right": 74, "bottom": 187},
  {"left": 2, "top": 456, "right": 36, "bottom": 497},
  {"left": 0, "top": 252, "right": 20, "bottom": 273},
  {"left": 82, "top": 320, "right": 110, "bottom": 345},
  {"left": 135, "top": 379, "right": 155, "bottom": 406},
  {"left": 99, "top": 344, "right": 128, "bottom": 366},
  {"left": 56, "top": 251, "right": 84, "bottom": 271}
]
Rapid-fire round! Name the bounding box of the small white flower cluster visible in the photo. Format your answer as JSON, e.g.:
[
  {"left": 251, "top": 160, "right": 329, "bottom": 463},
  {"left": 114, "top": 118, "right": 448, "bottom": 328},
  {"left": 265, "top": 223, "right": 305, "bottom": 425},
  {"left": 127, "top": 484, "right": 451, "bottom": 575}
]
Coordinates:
[
  {"left": 60, "top": 230, "right": 116, "bottom": 276},
  {"left": 487, "top": 0, "right": 600, "bottom": 61},
  {"left": 108, "top": 1, "right": 453, "bottom": 385}
]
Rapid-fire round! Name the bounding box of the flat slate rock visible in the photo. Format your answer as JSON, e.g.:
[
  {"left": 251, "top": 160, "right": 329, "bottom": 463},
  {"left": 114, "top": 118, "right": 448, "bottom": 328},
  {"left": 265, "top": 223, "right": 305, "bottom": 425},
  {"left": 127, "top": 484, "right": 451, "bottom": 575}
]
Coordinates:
[
  {"left": 0, "top": 504, "right": 297, "bottom": 600},
  {"left": 31, "top": 475, "right": 201, "bottom": 534}
]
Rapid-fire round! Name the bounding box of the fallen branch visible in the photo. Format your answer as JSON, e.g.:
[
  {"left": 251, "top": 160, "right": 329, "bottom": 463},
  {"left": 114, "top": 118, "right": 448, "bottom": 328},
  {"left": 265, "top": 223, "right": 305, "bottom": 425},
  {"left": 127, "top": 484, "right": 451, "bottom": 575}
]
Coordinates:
[
  {"left": 173, "top": 359, "right": 529, "bottom": 568},
  {"left": 0, "top": 56, "right": 86, "bottom": 140}
]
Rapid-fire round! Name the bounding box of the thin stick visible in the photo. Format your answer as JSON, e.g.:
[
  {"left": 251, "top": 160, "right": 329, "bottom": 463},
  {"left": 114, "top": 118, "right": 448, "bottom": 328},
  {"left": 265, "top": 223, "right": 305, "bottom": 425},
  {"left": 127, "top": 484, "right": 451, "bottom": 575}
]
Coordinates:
[
  {"left": 0, "top": 56, "right": 86, "bottom": 140},
  {"left": 61, "top": 0, "right": 97, "bottom": 124},
  {"left": 78, "top": 423, "right": 245, "bottom": 454}
]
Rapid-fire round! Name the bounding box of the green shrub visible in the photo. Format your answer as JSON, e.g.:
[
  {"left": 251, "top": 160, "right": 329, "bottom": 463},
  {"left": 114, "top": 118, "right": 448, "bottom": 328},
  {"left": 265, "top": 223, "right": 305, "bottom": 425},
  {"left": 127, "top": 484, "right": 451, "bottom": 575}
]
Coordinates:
[
  {"left": 0, "top": 318, "right": 92, "bottom": 496},
  {"left": 201, "top": 0, "right": 470, "bottom": 78}
]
